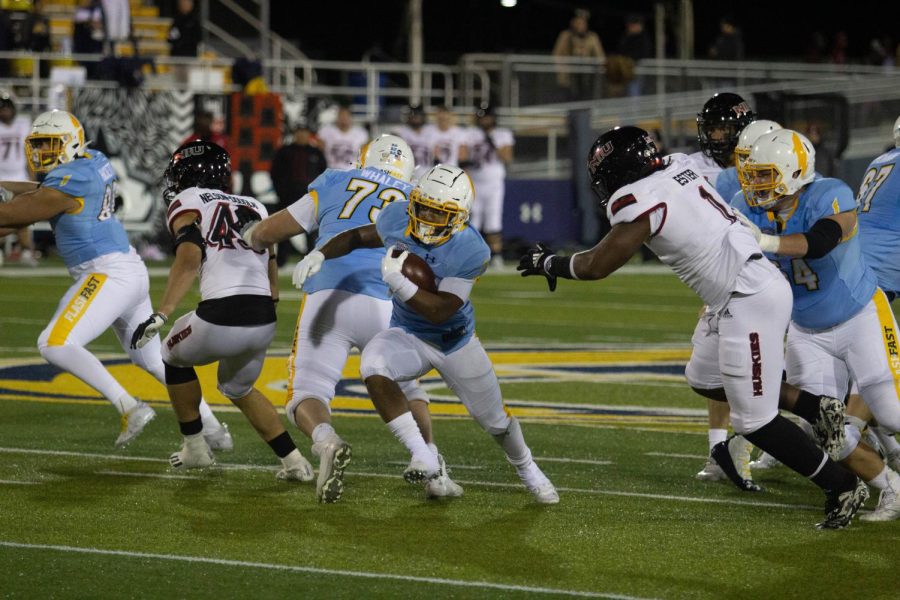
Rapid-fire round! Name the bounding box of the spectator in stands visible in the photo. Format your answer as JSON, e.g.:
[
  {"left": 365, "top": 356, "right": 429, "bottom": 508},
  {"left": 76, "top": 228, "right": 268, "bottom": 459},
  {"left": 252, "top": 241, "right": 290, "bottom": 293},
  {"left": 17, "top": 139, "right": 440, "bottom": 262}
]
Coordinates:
[
  {"left": 269, "top": 122, "right": 326, "bottom": 266},
  {"left": 101, "top": 0, "right": 134, "bottom": 56},
  {"left": 23, "top": 0, "right": 50, "bottom": 53},
  {"left": 73, "top": 0, "right": 105, "bottom": 56},
  {"left": 181, "top": 109, "right": 229, "bottom": 155},
  {"left": 708, "top": 15, "right": 744, "bottom": 61},
  {"left": 617, "top": 13, "right": 652, "bottom": 97},
  {"left": 432, "top": 105, "right": 466, "bottom": 167},
  {"left": 552, "top": 8, "right": 605, "bottom": 101},
  {"left": 168, "top": 0, "right": 200, "bottom": 58},
  {"left": 316, "top": 105, "right": 367, "bottom": 169}
]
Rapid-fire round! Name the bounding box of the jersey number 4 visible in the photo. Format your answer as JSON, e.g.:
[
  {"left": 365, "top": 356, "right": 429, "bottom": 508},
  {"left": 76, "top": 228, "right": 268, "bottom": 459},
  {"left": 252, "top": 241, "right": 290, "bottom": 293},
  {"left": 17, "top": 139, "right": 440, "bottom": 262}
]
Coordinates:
[{"left": 339, "top": 178, "right": 406, "bottom": 223}]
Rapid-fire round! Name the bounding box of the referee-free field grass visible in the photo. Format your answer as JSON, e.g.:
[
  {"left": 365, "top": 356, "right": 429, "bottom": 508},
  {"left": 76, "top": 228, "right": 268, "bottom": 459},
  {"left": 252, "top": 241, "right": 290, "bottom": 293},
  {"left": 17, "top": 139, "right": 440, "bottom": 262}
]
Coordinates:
[{"left": 0, "top": 263, "right": 897, "bottom": 599}]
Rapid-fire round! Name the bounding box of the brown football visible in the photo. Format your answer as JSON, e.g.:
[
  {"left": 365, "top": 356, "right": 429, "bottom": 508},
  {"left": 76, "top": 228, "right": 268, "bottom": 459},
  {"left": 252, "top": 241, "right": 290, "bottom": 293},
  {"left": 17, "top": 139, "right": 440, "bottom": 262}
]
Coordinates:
[{"left": 392, "top": 247, "right": 438, "bottom": 293}]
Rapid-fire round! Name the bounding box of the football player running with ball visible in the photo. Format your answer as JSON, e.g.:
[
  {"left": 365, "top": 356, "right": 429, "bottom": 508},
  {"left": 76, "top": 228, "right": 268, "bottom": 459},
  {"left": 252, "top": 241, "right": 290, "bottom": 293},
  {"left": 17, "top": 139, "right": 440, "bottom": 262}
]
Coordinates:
[
  {"left": 292, "top": 164, "right": 559, "bottom": 504},
  {"left": 519, "top": 126, "right": 866, "bottom": 528},
  {"left": 0, "top": 110, "right": 230, "bottom": 450},
  {"left": 131, "top": 141, "right": 313, "bottom": 482},
  {"left": 240, "top": 134, "right": 461, "bottom": 503}
]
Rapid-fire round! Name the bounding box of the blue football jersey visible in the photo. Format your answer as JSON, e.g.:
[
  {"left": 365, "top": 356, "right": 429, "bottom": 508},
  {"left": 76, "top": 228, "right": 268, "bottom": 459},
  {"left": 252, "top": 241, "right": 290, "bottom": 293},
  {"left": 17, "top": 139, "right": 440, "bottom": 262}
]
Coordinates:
[
  {"left": 43, "top": 150, "right": 130, "bottom": 269},
  {"left": 715, "top": 167, "right": 741, "bottom": 206},
  {"left": 731, "top": 178, "right": 877, "bottom": 329},
  {"left": 375, "top": 200, "right": 490, "bottom": 354},
  {"left": 857, "top": 147, "right": 900, "bottom": 295},
  {"left": 303, "top": 167, "right": 412, "bottom": 298}
]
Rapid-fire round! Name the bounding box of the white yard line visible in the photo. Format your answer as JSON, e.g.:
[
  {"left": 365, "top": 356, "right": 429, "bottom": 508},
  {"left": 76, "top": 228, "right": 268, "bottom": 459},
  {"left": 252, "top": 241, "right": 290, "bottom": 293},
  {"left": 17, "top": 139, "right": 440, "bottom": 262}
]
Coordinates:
[
  {"left": 0, "top": 446, "right": 817, "bottom": 512},
  {"left": 0, "top": 541, "right": 646, "bottom": 599},
  {"left": 95, "top": 470, "right": 206, "bottom": 480},
  {"left": 644, "top": 452, "right": 709, "bottom": 460},
  {"left": 535, "top": 457, "right": 613, "bottom": 466},
  {"left": 0, "top": 479, "right": 39, "bottom": 485}
]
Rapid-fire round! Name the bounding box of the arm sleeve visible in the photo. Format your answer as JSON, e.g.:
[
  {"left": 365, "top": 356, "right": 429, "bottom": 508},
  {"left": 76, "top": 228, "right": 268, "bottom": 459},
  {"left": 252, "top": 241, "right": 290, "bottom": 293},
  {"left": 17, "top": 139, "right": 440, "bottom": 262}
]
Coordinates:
[{"left": 438, "top": 276, "right": 475, "bottom": 303}]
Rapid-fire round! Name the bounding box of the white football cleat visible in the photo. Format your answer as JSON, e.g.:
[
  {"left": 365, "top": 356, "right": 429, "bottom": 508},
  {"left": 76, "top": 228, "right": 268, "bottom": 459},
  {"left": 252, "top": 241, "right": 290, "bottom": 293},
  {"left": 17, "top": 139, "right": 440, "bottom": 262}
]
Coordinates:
[
  {"left": 517, "top": 461, "right": 559, "bottom": 504},
  {"left": 750, "top": 451, "right": 780, "bottom": 470},
  {"left": 276, "top": 452, "right": 315, "bottom": 482},
  {"left": 311, "top": 435, "right": 352, "bottom": 503},
  {"left": 710, "top": 436, "right": 763, "bottom": 492},
  {"left": 115, "top": 401, "right": 156, "bottom": 448},
  {"left": 169, "top": 438, "right": 215, "bottom": 469},
  {"left": 204, "top": 422, "right": 233, "bottom": 452},
  {"left": 403, "top": 454, "right": 440, "bottom": 484},
  {"left": 695, "top": 456, "right": 726, "bottom": 481},
  {"left": 860, "top": 470, "right": 900, "bottom": 522},
  {"left": 425, "top": 455, "right": 463, "bottom": 499}
]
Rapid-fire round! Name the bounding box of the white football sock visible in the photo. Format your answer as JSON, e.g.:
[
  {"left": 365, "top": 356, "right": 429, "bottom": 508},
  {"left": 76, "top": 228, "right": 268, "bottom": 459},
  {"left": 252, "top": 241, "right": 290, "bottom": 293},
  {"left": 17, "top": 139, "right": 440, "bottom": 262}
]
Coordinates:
[
  {"left": 312, "top": 423, "right": 336, "bottom": 444},
  {"left": 112, "top": 393, "right": 139, "bottom": 416},
  {"left": 493, "top": 417, "right": 533, "bottom": 468},
  {"left": 387, "top": 412, "right": 435, "bottom": 467},
  {"left": 427, "top": 442, "right": 439, "bottom": 458},
  {"left": 41, "top": 344, "right": 131, "bottom": 409},
  {"left": 198, "top": 399, "right": 223, "bottom": 431},
  {"left": 708, "top": 428, "right": 728, "bottom": 452},
  {"left": 872, "top": 425, "right": 900, "bottom": 454},
  {"left": 868, "top": 466, "right": 891, "bottom": 490},
  {"left": 281, "top": 449, "right": 305, "bottom": 470}
]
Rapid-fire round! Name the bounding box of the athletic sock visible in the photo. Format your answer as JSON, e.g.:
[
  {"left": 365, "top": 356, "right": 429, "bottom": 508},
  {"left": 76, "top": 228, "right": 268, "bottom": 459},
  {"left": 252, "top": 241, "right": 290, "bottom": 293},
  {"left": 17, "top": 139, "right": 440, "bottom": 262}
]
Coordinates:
[
  {"left": 267, "top": 431, "right": 298, "bottom": 459},
  {"left": 112, "top": 393, "right": 139, "bottom": 416},
  {"left": 492, "top": 417, "right": 533, "bottom": 468},
  {"left": 872, "top": 425, "right": 900, "bottom": 454},
  {"left": 198, "top": 400, "right": 222, "bottom": 432},
  {"left": 41, "top": 344, "right": 130, "bottom": 407},
  {"left": 868, "top": 466, "right": 891, "bottom": 490},
  {"left": 427, "top": 442, "right": 439, "bottom": 458},
  {"left": 744, "top": 414, "right": 856, "bottom": 493},
  {"left": 312, "top": 423, "right": 336, "bottom": 444},
  {"left": 708, "top": 428, "right": 728, "bottom": 453},
  {"left": 280, "top": 449, "right": 306, "bottom": 470},
  {"left": 386, "top": 412, "right": 434, "bottom": 466}
]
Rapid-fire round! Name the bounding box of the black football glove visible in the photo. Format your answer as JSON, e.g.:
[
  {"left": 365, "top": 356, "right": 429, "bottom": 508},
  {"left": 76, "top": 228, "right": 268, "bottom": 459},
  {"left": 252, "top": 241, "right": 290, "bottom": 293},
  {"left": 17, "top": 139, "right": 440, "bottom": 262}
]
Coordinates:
[
  {"left": 130, "top": 312, "right": 167, "bottom": 349},
  {"left": 517, "top": 243, "right": 557, "bottom": 292},
  {"left": 234, "top": 205, "right": 262, "bottom": 237}
]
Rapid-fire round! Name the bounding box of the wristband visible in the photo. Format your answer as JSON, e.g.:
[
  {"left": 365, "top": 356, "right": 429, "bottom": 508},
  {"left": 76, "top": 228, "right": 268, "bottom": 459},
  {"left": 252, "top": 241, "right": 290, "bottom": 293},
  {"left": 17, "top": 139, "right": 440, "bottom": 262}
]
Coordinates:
[{"left": 758, "top": 234, "right": 780, "bottom": 254}]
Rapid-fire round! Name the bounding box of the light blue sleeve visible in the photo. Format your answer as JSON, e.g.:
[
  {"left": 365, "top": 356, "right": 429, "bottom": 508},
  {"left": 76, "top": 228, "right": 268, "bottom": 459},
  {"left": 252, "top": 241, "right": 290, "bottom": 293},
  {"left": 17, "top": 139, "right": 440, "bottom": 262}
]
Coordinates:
[
  {"left": 454, "top": 231, "right": 490, "bottom": 279},
  {"left": 42, "top": 162, "right": 92, "bottom": 197},
  {"left": 809, "top": 179, "right": 856, "bottom": 220},
  {"left": 375, "top": 200, "right": 409, "bottom": 242}
]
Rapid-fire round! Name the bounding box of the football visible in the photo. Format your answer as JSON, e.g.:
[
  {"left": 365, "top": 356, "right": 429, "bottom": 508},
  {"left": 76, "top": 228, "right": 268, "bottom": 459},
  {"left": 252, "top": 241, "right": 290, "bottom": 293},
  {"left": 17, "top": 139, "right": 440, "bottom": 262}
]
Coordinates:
[{"left": 393, "top": 247, "right": 438, "bottom": 293}]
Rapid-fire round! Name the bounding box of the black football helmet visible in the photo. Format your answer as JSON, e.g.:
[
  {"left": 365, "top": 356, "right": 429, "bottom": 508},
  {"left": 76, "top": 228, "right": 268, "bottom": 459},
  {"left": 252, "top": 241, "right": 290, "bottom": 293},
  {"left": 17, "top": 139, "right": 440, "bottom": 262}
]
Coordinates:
[
  {"left": 587, "top": 126, "right": 664, "bottom": 208},
  {"left": 696, "top": 92, "right": 756, "bottom": 167},
  {"left": 163, "top": 140, "right": 231, "bottom": 204}
]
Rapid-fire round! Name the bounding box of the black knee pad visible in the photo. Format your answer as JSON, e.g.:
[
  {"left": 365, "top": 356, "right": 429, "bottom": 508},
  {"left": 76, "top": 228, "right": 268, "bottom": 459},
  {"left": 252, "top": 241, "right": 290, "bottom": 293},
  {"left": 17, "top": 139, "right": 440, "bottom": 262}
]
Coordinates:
[{"left": 164, "top": 361, "right": 198, "bottom": 385}]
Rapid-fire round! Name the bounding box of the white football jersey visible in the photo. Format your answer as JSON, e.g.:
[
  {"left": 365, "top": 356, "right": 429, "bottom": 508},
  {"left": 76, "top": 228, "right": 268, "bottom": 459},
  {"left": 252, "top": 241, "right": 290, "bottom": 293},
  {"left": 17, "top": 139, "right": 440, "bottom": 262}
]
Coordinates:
[
  {"left": 466, "top": 126, "right": 514, "bottom": 179},
  {"left": 688, "top": 150, "right": 723, "bottom": 186},
  {"left": 607, "top": 153, "right": 763, "bottom": 311},
  {"left": 317, "top": 124, "right": 368, "bottom": 169},
  {"left": 431, "top": 125, "right": 466, "bottom": 167},
  {"left": 166, "top": 187, "right": 271, "bottom": 301},
  {"left": 393, "top": 124, "right": 435, "bottom": 169},
  {"left": 0, "top": 116, "right": 31, "bottom": 180}
]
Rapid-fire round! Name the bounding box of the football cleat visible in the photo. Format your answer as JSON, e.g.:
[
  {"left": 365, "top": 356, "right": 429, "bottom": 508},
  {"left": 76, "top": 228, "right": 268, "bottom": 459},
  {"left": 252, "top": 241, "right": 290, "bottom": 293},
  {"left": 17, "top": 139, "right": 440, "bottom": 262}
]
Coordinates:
[
  {"left": 276, "top": 452, "right": 315, "bottom": 483},
  {"left": 517, "top": 461, "right": 560, "bottom": 505},
  {"left": 204, "top": 422, "right": 233, "bottom": 452},
  {"left": 860, "top": 470, "right": 900, "bottom": 522},
  {"left": 750, "top": 451, "right": 780, "bottom": 470},
  {"left": 710, "top": 436, "right": 763, "bottom": 492},
  {"left": 695, "top": 456, "right": 726, "bottom": 482},
  {"left": 403, "top": 454, "right": 440, "bottom": 484},
  {"left": 817, "top": 478, "right": 869, "bottom": 529},
  {"left": 311, "top": 436, "right": 353, "bottom": 503},
  {"left": 811, "top": 396, "right": 846, "bottom": 460},
  {"left": 169, "top": 438, "right": 215, "bottom": 469},
  {"left": 425, "top": 455, "right": 464, "bottom": 499},
  {"left": 115, "top": 401, "right": 156, "bottom": 448}
]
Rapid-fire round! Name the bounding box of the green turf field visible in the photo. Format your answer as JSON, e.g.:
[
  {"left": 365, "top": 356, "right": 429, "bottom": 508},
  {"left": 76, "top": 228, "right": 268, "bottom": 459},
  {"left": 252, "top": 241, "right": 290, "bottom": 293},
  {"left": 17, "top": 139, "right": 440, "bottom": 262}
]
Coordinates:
[{"left": 0, "top": 264, "right": 897, "bottom": 599}]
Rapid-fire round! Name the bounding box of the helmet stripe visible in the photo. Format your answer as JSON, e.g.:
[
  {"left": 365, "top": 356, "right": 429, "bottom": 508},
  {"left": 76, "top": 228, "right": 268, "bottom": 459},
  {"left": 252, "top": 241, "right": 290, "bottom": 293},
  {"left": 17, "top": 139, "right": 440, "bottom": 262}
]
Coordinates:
[{"left": 791, "top": 132, "right": 808, "bottom": 176}]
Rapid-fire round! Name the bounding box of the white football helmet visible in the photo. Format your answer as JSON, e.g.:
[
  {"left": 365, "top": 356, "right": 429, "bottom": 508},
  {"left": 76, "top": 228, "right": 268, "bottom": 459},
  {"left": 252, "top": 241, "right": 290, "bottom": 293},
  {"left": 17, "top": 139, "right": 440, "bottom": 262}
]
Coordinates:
[
  {"left": 25, "top": 110, "right": 87, "bottom": 174},
  {"left": 893, "top": 115, "right": 900, "bottom": 149},
  {"left": 408, "top": 164, "right": 474, "bottom": 245},
  {"left": 734, "top": 119, "right": 782, "bottom": 169},
  {"left": 356, "top": 134, "right": 415, "bottom": 182},
  {"left": 740, "top": 129, "right": 815, "bottom": 210}
]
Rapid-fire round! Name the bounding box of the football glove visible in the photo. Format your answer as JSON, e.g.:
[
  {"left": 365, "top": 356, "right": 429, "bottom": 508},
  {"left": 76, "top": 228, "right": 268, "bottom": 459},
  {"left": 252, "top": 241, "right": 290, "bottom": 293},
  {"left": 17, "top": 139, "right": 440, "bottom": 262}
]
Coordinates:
[
  {"left": 130, "top": 312, "right": 168, "bottom": 349},
  {"left": 292, "top": 250, "right": 325, "bottom": 290},
  {"left": 381, "top": 246, "right": 418, "bottom": 302},
  {"left": 517, "top": 243, "right": 558, "bottom": 292},
  {"left": 234, "top": 205, "right": 261, "bottom": 237},
  {"left": 0, "top": 186, "right": 13, "bottom": 203}
]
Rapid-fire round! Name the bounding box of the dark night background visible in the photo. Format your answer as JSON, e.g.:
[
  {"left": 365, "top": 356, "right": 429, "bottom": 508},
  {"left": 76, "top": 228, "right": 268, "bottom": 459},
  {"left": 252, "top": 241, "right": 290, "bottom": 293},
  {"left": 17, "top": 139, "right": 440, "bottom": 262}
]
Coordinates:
[{"left": 267, "top": 0, "right": 900, "bottom": 65}]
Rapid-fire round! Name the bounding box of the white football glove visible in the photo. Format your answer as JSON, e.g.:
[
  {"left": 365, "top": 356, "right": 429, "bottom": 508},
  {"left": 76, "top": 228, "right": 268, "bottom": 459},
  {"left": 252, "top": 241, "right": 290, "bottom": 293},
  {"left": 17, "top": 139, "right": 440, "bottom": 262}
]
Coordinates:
[
  {"left": 381, "top": 245, "right": 418, "bottom": 302},
  {"left": 292, "top": 250, "right": 325, "bottom": 290},
  {"left": 130, "top": 312, "right": 167, "bottom": 349},
  {"left": 0, "top": 186, "right": 13, "bottom": 203}
]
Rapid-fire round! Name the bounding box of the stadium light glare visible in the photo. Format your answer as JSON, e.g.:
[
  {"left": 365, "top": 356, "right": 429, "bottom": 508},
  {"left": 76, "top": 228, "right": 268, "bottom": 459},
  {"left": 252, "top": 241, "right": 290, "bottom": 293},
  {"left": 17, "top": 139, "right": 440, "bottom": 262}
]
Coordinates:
[{"left": 500, "top": 0, "right": 517, "bottom": 7}]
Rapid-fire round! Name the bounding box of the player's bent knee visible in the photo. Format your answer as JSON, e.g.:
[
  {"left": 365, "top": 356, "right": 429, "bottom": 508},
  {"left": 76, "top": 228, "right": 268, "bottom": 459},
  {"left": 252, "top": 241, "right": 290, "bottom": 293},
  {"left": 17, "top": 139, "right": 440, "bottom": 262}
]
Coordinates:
[
  {"left": 284, "top": 395, "right": 330, "bottom": 428},
  {"left": 164, "top": 361, "right": 198, "bottom": 385},
  {"left": 218, "top": 382, "right": 253, "bottom": 401},
  {"left": 360, "top": 354, "right": 394, "bottom": 381}
]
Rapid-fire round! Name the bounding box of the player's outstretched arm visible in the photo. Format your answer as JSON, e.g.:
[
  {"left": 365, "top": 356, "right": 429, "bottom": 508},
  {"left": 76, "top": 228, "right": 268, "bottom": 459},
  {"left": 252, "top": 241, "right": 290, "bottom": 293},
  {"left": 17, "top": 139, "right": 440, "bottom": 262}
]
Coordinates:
[
  {"left": 267, "top": 245, "right": 279, "bottom": 303},
  {"left": 0, "top": 186, "right": 78, "bottom": 228},
  {"left": 292, "top": 224, "right": 383, "bottom": 290},
  {"left": 758, "top": 211, "right": 853, "bottom": 259},
  {"left": 241, "top": 207, "right": 305, "bottom": 251},
  {"left": 574, "top": 218, "right": 652, "bottom": 280}
]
